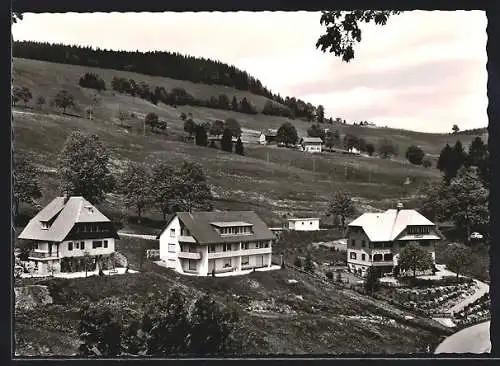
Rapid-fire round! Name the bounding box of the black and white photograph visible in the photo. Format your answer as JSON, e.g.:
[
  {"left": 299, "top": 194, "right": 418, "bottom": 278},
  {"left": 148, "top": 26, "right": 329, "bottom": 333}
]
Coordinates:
[{"left": 11, "top": 8, "right": 492, "bottom": 357}]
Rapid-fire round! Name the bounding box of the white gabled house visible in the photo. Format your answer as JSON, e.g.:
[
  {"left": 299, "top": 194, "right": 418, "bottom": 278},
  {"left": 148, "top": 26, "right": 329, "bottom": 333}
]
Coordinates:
[
  {"left": 288, "top": 218, "right": 320, "bottom": 231},
  {"left": 17, "top": 196, "right": 119, "bottom": 276},
  {"left": 157, "top": 211, "right": 276, "bottom": 276},
  {"left": 300, "top": 137, "right": 323, "bottom": 153},
  {"left": 345, "top": 203, "right": 443, "bottom": 277}
]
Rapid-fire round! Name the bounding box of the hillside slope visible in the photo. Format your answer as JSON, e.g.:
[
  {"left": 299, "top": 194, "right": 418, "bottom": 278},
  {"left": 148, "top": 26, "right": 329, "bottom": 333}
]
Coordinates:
[{"left": 13, "top": 57, "right": 483, "bottom": 225}]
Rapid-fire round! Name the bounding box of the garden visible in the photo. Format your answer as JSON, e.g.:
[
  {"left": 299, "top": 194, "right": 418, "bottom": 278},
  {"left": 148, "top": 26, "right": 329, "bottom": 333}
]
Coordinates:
[
  {"left": 377, "top": 277, "right": 478, "bottom": 316},
  {"left": 452, "top": 292, "right": 490, "bottom": 327}
]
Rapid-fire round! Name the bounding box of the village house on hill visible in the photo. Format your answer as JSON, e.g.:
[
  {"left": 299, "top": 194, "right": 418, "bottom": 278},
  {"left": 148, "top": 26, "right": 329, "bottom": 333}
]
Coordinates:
[
  {"left": 259, "top": 129, "right": 278, "bottom": 145},
  {"left": 288, "top": 217, "right": 320, "bottom": 231},
  {"left": 157, "top": 211, "right": 277, "bottom": 276},
  {"left": 345, "top": 203, "right": 443, "bottom": 277},
  {"left": 17, "top": 196, "right": 119, "bottom": 276},
  {"left": 300, "top": 137, "right": 323, "bottom": 153}
]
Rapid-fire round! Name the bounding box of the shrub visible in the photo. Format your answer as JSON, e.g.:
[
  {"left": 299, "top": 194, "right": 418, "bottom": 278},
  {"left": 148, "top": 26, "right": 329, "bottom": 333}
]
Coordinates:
[
  {"left": 79, "top": 72, "right": 106, "bottom": 91},
  {"left": 325, "top": 271, "right": 334, "bottom": 280}
]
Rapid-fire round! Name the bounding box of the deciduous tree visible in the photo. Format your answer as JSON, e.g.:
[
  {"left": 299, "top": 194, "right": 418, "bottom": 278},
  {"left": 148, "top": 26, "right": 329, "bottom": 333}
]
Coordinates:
[
  {"left": 377, "top": 138, "right": 398, "bottom": 159},
  {"left": 366, "top": 143, "right": 375, "bottom": 156},
  {"left": 118, "top": 162, "right": 152, "bottom": 223},
  {"left": 398, "top": 243, "right": 434, "bottom": 279},
  {"left": 326, "top": 192, "right": 356, "bottom": 231},
  {"left": 57, "top": 131, "right": 115, "bottom": 204},
  {"left": 209, "top": 120, "right": 225, "bottom": 137},
  {"left": 316, "top": 11, "right": 401, "bottom": 62},
  {"left": 13, "top": 155, "right": 42, "bottom": 217},
  {"left": 54, "top": 89, "right": 75, "bottom": 113},
  {"left": 224, "top": 118, "right": 242, "bottom": 137},
  {"left": 442, "top": 244, "right": 474, "bottom": 278},
  {"left": 183, "top": 118, "right": 197, "bottom": 138},
  {"left": 276, "top": 122, "right": 298, "bottom": 147}
]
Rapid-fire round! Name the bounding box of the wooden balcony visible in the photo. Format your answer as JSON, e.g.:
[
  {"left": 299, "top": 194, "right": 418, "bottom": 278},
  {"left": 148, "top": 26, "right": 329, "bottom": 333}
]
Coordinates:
[
  {"left": 178, "top": 251, "right": 201, "bottom": 260},
  {"left": 28, "top": 250, "right": 59, "bottom": 260},
  {"left": 207, "top": 247, "right": 272, "bottom": 259}
]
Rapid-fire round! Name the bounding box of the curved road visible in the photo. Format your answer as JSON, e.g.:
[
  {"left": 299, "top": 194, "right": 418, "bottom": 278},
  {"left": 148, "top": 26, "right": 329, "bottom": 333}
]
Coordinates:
[{"left": 435, "top": 321, "right": 491, "bottom": 354}]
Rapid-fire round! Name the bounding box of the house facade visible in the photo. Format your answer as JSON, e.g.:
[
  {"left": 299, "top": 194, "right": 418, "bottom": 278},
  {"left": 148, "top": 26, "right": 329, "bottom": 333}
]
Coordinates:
[
  {"left": 259, "top": 129, "right": 278, "bottom": 145},
  {"left": 17, "top": 196, "right": 119, "bottom": 276},
  {"left": 288, "top": 218, "right": 320, "bottom": 231},
  {"left": 157, "top": 211, "right": 276, "bottom": 276},
  {"left": 345, "top": 203, "right": 442, "bottom": 277},
  {"left": 300, "top": 137, "right": 323, "bottom": 153}
]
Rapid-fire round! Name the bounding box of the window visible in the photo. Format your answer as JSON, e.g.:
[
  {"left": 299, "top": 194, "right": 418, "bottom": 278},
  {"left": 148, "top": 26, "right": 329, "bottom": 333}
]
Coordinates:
[
  {"left": 243, "top": 243, "right": 250, "bottom": 250},
  {"left": 170, "top": 229, "right": 175, "bottom": 237},
  {"left": 242, "top": 256, "right": 249, "bottom": 265},
  {"left": 92, "top": 241, "right": 103, "bottom": 249},
  {"left": 349, "top": 252, "right": 357, "bottom": 260},
  {"left": 351, "top": 239, "right": 356, "bottom": 246},
  {"left": 361, "top": 240, "right": 366, "bottom": 247},
  {"left": 362, "top": 254, "right": 366, "bottom": 261},
  {"left": 68, "top": 242, "right": 73, "bottom": 251},
  {"left": 373, "top": 254, "right": 383, "bottom": 262},
  {"left": 188, "top": 260, "right": 197, "bottom": 271},
  {"left": 223, "top": 258, "right": 232, "bottom": 268},
  {"left": 104, "top": 240, "right": 108, "bottom": 248},
  {"left": 168, "top": 244, "right": 176, "bottom": 253},
  {"left": 208, "top": 245, "right": 216, "bottom": 253},
  {"left": 408, "top": 226, "right": 431, "bottom": 235},
  {"left": 41, "top": 221, "right": 49, "bottom": 230},
  {"left": 384, "top": 253, "right": 393, "bottom": 261},
  {"left": 75, "top": 242, "right": 79, "bottom": 250}
]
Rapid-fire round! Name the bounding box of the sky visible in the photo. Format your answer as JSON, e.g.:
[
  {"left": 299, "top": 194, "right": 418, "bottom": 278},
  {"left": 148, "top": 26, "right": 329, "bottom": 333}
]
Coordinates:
[{"left": 12, "top": 11, "right": 487, "bottom": 133}]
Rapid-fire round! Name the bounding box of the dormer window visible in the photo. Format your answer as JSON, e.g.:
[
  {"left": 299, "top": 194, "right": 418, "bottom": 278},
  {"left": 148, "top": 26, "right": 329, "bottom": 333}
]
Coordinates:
[
  {"left": 407, "top": 226, "right": 431, "bottom": 235},
  {"left": 211, "top": 222, "right": 253, "bottom": 236},
  {"left": 40, "top": 221, "right": 49, "bottom": 230}
]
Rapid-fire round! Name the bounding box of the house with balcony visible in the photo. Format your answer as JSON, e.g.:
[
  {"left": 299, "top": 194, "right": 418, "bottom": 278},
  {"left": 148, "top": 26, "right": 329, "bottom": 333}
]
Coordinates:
[
  {"left": 259, "top": 129, "right": 278, "bottom": 145},
  {"left": 345, "top": 203, "right": 443, "bottom": 277},
  {"left": 300, "top": 137, "right": 323, "bottom": 153},
  {"left": 17, "top": 196, "right": 119, "bottom": 276},
  {"left": 157, "top": 211, "right": 276, "bottom": 276}
]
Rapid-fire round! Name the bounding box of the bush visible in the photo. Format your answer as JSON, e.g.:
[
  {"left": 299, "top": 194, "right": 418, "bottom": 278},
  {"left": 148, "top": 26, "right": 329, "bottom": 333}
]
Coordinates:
[
  {"left": 294, "top": 257, "right": 303, "bottom": 268},
  {"left": 325, "top": 271, "right": 334, "bottom": 280},
  {"left": 79, "top": 72, "right": 106, "bottom": 91},
  {"left": 422, "top": 158, "right": 432, "bottom": 168}
]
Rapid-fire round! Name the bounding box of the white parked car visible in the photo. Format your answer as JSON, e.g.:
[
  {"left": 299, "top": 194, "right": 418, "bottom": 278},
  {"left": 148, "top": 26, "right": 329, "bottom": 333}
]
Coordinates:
[{"left": 470, "top": 232, "right": 484, "bottom": 240}]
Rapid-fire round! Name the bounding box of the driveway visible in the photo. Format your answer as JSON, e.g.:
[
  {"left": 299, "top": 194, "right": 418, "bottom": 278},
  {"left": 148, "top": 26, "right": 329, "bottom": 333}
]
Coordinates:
[
  {"left": 118, "top": 232, "right": 158, "bottom": 241},
  {"left": 435, "top": 321, "right": 491, "bottom": 354}
]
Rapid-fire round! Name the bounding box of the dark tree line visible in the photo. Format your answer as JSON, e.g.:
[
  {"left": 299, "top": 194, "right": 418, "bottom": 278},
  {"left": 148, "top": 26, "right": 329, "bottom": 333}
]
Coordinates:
[
  {"left": 79, "top": 72, "right": 106, "bottom": 91},
  {"left": 14, "top": 41, "right": 323, "bottom": 121}
]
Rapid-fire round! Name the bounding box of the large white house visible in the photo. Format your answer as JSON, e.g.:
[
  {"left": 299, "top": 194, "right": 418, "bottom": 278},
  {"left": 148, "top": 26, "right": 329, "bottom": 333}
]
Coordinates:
[
  {"left": 17, "top": 196, "right": 119, "bottom": 276},
  {"left": 288, "top": 218, "right": 320, "bottom": 231},
  {"left": 300, "top": 137, "right": 323, "bottom": 153},
  {"left": 345, "top": 203, "right": 443, "bottom": 277},
  {"left": 157, "top": 211, "right": 276, "bottom": 276}
]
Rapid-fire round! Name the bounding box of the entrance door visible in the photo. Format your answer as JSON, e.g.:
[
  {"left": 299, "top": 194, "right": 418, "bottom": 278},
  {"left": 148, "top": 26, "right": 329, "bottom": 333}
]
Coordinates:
[{"left": 256, "top": 255, "right": 264, "bottom": 268}]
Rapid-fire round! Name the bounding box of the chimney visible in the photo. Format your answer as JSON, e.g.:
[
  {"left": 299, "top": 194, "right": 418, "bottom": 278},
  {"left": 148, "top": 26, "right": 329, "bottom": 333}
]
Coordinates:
[{"left": 396, "top": 202, "right": 404, "bottom": 211}]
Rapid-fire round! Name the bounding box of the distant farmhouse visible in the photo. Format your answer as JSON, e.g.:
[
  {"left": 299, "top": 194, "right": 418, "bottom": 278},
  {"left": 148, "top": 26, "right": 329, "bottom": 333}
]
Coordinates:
[
  {"left": 157, "top": 211, "right": 277, "bottom": 276},
  {"left": 259, "top": 129, "right": 278, "bottom": 145},
  {"left": 288, "top": 217, "right": 320, "bottom": 231},
  {"left": 17, "top": 196, "right": 119, "bottom": 276},
  {"left": 300, "top": 137, "right": 323, "bottom": 153},
  {"left": 345, "top": 203, "right": 442, "bottom": 277},
  {"left": 208, "top": 135, "right": 239, "bottom": 143}
]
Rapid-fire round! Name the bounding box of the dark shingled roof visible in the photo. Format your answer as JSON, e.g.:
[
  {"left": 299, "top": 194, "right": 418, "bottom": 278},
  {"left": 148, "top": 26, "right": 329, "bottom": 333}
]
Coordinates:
[
  {"left": 157, "top": 211, "right": 276, "bottom": 244},
  {"left": 18, "top": 196, "right": 114, "bottom": 242}
]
